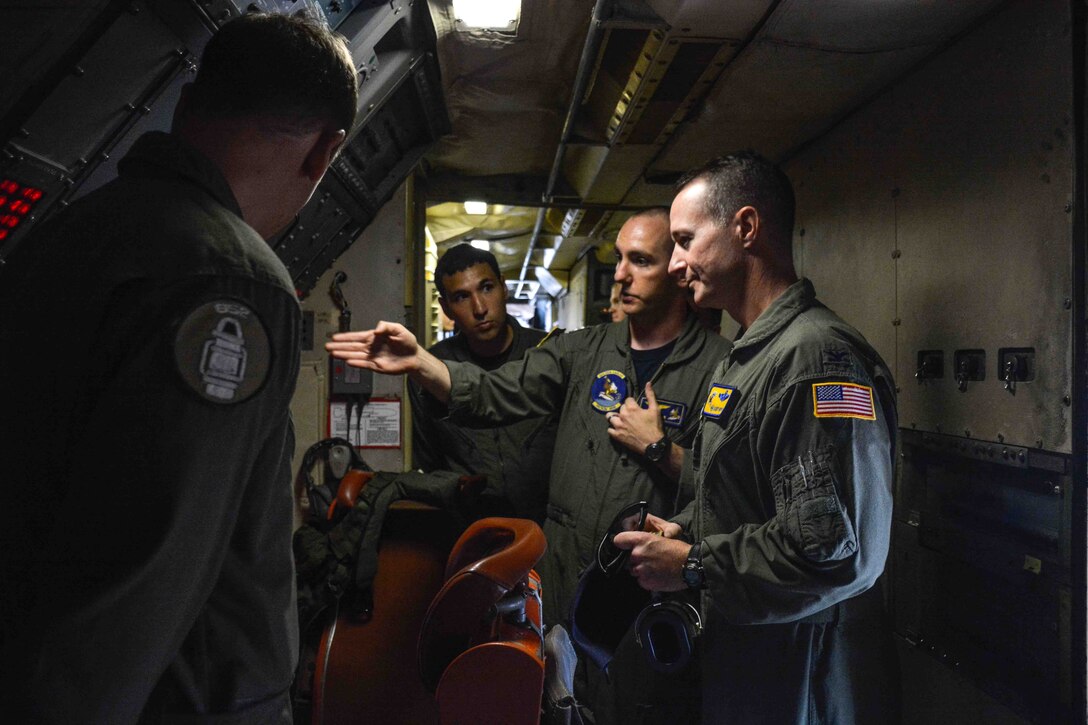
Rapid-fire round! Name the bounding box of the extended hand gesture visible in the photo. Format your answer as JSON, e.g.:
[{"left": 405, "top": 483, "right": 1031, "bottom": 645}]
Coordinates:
[{"left": 326, "top": 321, "right": 421, "bottom": 375}]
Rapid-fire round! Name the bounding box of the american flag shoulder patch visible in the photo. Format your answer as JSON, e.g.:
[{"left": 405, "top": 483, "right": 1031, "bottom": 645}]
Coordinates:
[{"left": 812, "top": 382, "right": 876, "bottom": 420}]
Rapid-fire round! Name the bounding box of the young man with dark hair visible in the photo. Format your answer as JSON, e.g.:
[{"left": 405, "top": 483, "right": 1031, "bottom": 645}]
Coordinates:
[
  {"left": 0, "top": 13, "right": 358, "bottom": 723},
  {"left": 614, "top": 151, "right": 900, "bottom": 723},
  {"left": 433, "top": 241, "right": 503, "bottom": 297},
  {"left": 410, "top": 243, "right": 557, "bottom": 521}
]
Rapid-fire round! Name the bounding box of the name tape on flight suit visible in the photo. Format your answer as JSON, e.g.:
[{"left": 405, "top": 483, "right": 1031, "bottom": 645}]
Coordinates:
[
  {"left": 637, "top": 396, "right": 687, "bottom": 428},
  {"left": 174, "top": 299, "right": 271, "bottom": 405}
]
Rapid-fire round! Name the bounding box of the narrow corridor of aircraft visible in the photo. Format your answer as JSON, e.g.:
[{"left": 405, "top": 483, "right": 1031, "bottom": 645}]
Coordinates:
[{"left": 0, "top": 1, "right": 1084, "bottom": 723}]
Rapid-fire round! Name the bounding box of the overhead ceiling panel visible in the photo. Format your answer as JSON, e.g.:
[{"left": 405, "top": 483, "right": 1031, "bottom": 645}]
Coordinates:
[
  {"left": 654, "top": 40, "right": 936, "bottom": 168},
  {"left": 647, "top": 0, "right": 1005, "bottom": 174},
  {"left": 644, "top": 0, "right": 772, "bottom": 40},
  {"left": 764, "top": 0, "right": 1005, "bottom": 51},
  {"left": 426, "top": 202, "right": 542, "bottom": 243},
  {"left": 424, "top": 78, "right": 567, "bottom": 176},
  {"left": 424, "top": 0, "right": 592, "bottom": 180},
  {"left": 567, "top": 143, "right": 660, "bottom": 203}
]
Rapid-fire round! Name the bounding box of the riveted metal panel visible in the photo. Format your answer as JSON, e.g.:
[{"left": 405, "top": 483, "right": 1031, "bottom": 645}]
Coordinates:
[
  {"left": 790, "top": 90, "right": 900, "bottom": 382},
  {"left": 890, "top": 0, "right": 1073, "bottom": 452},
  {"left": 16, "top": 3, "right": 193, "bottom": 172},
  {"left": 301, "top": 184, "right": 410, "bottom": 472},
  {"left": 785, "top": 0, "right": 1074, "bottom": 453}
]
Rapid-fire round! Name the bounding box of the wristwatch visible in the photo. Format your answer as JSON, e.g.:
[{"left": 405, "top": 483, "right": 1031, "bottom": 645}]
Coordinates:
[
  {"left": 682, "top": 541, "right": 706, "bottom": 590},
  {"left": 644, "top": 434, "right": 669, "bottom": 462}
]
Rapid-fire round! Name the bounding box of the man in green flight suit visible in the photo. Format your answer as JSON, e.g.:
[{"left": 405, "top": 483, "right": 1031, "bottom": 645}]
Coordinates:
[
  {"left": 614, "top": 152, "right": 900, "bottom": 723},
  {"left": 410, "top": 242, "right": 558, "bottom": 522},
  {"left": 328, "top": 207, "right": 730, "bottom": 720},
  {"left": 0, "top": 14, "right": 357, "bottom": 723}
]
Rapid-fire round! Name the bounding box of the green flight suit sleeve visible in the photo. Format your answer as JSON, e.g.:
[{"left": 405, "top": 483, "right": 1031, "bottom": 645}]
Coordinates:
[
  {"left": 20, "top": 275, "right": 300, "bottom": 721},
  {"left": 699, "top": 373, "right": 896, "bottom": 624},
  {"left": 446, "top": 333, "right": 569, "bottom": 426},
  {"left": 670, "top": 449, "right": 697, "bottom": 536}
]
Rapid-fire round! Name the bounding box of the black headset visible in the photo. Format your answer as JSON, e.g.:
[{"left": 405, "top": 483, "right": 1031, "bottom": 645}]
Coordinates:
[
  {"left": 634, "top": 598, "right": 702, "bottom": 673},
  {"left": 296, "top": 437, "right": 371, "bottom": 519}
]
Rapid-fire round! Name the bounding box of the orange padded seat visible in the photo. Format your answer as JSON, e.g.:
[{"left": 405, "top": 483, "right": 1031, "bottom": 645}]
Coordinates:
[{"left": 418, "top": 517, "right": 547, "bottom": 725}]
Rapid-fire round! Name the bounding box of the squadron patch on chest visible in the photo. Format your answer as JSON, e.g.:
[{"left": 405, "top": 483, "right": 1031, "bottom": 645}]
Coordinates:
[
  {"left": 174, "top": 299, "right": 271, "bottom": 405},
  {"left": 812, "top": 382, "right": 876, "bottom": 420},
  {"left": 702, "top": 384, "right": 738, "bottom": 422},
  {"left": 638, "top": 396, "right": 687, "bottom": 428},
  {"left": 590, "top": 369, "right": 628, "bottom": 412}
]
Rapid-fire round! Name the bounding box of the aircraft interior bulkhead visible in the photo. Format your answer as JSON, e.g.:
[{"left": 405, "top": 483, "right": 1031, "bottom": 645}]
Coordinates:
[{"left": 1, "top": 0, "right": 1086, "bottom": 723}]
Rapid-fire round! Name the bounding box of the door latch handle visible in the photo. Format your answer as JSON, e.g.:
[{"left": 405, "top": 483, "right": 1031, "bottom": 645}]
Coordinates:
[
  {"left": 1003, "top": 359, "right": 1017, "bottom": 393},
  {"left": 956, "top": 360, "right": 970, "bottom": 392}
]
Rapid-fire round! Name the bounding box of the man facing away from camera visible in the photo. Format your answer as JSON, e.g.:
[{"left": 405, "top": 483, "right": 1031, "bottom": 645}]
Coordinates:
[{"left": 0, "top": 13, "right": 358, "bottom": 723}]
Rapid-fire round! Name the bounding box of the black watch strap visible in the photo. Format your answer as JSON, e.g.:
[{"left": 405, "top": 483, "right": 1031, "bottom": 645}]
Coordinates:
[
  {"left": 645, "top": 434, "right": 669, "bottom": 462},
  {"left": 682, "top": 541, "right": 706, "bottom": 590}
]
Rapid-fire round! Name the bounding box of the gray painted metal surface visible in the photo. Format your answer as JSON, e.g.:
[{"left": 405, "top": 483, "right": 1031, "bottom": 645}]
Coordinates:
[{"left": 787, "top": 0, "right": 1073, "bottom": 453}]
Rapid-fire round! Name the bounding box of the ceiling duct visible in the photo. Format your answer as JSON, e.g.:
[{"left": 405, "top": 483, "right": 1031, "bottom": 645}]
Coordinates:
[{"left": 563, "top": 25, "right": 734, "bottom": 206}]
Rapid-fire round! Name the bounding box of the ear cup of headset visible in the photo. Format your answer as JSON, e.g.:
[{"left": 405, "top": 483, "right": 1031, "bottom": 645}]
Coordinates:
[
  {"left": 327, "top": 443, "right": 354, "bottom": 480},
  {"left": 306, "top": 484, "right": 336, "bottom": 520},
  {"left": 298, "top": 437, "right": 364, "bottom": 522},
  {"left": 634, "top": 599, "right": 702, "bottom": 673}
]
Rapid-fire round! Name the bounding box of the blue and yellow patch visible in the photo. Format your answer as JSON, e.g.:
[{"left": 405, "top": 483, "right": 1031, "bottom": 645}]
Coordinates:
[
  {"left": 638, "top": 396, "right": 687, "bottom": 428},
  {"left": 590, "top": 369, "right": 628, "bottom": 412},
  {"left": 702, "top": 384, "right": 737, "bottom": 421}
]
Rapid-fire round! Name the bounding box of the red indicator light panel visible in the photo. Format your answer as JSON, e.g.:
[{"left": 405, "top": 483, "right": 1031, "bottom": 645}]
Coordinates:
[{"left": 0, "top": 178, "right": 46, "bottom": 241}]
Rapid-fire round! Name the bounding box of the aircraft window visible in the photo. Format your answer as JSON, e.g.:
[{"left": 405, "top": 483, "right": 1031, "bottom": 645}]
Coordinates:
[{"left": 452, "top": 0, "right": 520, "bottom": 34}]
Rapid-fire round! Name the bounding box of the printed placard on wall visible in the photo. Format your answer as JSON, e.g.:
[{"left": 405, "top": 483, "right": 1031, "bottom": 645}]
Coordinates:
[{"left": 329, "top": 398, "right": 401, "bottom": 448}]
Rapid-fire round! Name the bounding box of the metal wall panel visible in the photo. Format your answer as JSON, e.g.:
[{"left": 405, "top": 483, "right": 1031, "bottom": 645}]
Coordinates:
[
  {"left": 790, "top": 90, "right": 899, "bottom": 381},
  {"left": 15, "top": 4, "right": 192, "bottom": 172},
  {"left": 785, "top": 0, "right": 1074, "bottom": 453},
  {"left": 557, "top": 253, "right": 589, "bottom": 331},
  {"left": 0, "top": 1, "right": 117, "bottom": 124},
  {"left": 295, "top": 183, "right": 411, "bottom": 473},
  {"left": 892, "top": 431, "right": 1073, "bottom": 721},
  {"left": 0, "top": 1, "right": 208, "bottom": 260},
  {"left": 893, "top": 0, "right": 1073, "bottom": 453}
]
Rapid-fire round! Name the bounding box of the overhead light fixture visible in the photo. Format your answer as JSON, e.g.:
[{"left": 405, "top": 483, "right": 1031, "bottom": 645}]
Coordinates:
[
  {"left": 463, "top": 200, "right": 488, "bottom": 215},
  {"left": 452, "top": 0, "right": 520, "bottom": 33},
  {"left": 470, "top": 239, "right": 490, "bottom": 251}
]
